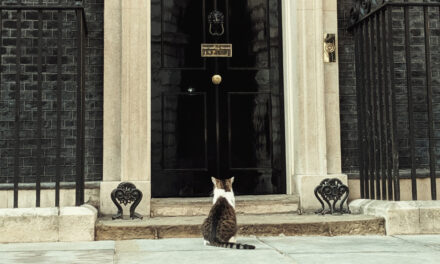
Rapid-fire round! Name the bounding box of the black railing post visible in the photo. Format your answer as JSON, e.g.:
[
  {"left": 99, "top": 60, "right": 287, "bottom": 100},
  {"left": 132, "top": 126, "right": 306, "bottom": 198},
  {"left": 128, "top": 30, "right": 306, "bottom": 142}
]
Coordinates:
[
  {"left": 0, "top": 7, "right": 2, "bottom": 199},
  {"left": 36, "top": 4, "right": 44, "bottom": 207},
  {"left": 75, "top": 2, "right": 86, "bottom": 206},
  {"left": 386, "top": 6, "right": 400, "bottom": 201},
  {"left": 360, "top": 21, "right": 370, "bottom": 199},
  {"left": 382, "top": 8, "right": 393, "bottom": 201},
  {"left": 376, "top": 11, "right": 387, "bottom": 200},
  {"left": 404, "top": 6, "right": 417, "bottom": 201},
  {"left": 423, "top": 6, "right": 436, "bottom": 201},
  {"left": 372, "top": 14, "right": 381, "bottom": 200},
  {"left": 55, "top": 7, "right": 63, "bottom": 207},
  {"left": 354, "top": 25, "right": 365, "bottom": 199},
  {"left": 367, "top": 17, "right": 376, "bottom": 199},
  {"left": 13, "top": 8, "right": 22, "bottom": 208}
]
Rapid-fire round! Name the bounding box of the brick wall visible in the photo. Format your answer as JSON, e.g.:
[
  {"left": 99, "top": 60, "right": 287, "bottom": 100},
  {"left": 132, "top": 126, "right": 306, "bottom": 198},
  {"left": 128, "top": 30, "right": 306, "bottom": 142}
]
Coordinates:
[
  {"left": 338, "top": 0, "right": 359, "bottom": 174},
  {"left": 0, "top": 0, "right": 103, "bottom": 183}
]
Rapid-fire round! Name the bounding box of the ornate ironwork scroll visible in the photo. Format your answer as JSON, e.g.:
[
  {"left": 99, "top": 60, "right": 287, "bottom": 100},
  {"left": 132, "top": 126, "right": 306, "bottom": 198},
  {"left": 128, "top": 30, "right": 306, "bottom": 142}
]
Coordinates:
[
  {"left": 208, "top": 10, "right": 225, "bottom": 36},
  {"left": 314, "top": 178, "right": 350, "bottom": 215},
  {"left": 111, "top": 182, "right": 143, "bottom": 220}
]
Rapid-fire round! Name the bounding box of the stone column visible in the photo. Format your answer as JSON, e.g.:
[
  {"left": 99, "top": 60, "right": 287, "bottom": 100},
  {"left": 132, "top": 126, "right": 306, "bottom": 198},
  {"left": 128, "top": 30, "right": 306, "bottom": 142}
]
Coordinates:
[
  {"left": 283, "top": 0, "right": 346, "bottom": 211},
  {"left": 100, "top": 0, "right": 151, "bottom": 216}
]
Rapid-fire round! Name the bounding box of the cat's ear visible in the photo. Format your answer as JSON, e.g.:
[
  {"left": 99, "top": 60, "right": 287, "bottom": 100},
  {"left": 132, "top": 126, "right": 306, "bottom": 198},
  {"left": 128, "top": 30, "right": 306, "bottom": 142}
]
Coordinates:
[
  {"left": 211, "top": 177, "right": 216, "bottom": 185},
  {"left": 230, "top": 177, "right": 234, "bottom": 183}
]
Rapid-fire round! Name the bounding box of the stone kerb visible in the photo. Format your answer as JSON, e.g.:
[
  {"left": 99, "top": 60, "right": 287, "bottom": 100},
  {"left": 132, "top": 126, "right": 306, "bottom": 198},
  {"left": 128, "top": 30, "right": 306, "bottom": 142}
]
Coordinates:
[
  {"left": 0, "top": 205, "right": 97, "bottom": 243},
  {"left": 59, "top": 205, "right": 98, "bottom": 242},
  {"left": 350, "top": 199, "right": 440, "bottom": 235}
]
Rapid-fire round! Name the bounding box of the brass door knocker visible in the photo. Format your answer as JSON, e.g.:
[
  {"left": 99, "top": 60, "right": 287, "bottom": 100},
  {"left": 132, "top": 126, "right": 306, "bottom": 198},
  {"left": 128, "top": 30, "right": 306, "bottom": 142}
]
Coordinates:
[{"left": 208, "top": 10, "right": 225, "bottom": 36}]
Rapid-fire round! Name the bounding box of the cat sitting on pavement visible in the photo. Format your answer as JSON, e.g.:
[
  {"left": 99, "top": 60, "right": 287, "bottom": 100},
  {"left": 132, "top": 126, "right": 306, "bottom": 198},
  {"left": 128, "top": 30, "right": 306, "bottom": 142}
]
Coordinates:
[{"left": 201, "top": 177, "right": 255, "bottom": 250}]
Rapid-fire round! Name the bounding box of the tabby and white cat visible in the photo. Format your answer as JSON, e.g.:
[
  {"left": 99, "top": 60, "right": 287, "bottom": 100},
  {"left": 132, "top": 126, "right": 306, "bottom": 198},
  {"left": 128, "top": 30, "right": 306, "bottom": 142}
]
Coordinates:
[{"left": 201, "top": 177, "right": 255, "bottom": 250}]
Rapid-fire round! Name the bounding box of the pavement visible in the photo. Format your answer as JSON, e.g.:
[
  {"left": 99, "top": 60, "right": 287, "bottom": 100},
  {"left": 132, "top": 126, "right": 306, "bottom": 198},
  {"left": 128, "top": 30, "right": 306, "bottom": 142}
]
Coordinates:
[{"left": 0, "top": 235, "right": 440, "bottom": 264}]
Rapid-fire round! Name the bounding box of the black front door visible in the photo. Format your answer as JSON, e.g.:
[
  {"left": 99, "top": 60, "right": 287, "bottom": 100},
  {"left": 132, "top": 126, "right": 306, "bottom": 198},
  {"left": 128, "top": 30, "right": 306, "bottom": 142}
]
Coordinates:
[{"left": 151, "top": 0, "right": 285, "bottom": 197}]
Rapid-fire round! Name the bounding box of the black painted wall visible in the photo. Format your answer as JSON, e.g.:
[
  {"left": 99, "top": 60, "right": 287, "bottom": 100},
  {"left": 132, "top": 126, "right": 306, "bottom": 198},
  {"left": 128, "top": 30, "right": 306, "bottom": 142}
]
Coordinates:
[{"left": 0, "top": 0, "right": 103, "bottom": 183}]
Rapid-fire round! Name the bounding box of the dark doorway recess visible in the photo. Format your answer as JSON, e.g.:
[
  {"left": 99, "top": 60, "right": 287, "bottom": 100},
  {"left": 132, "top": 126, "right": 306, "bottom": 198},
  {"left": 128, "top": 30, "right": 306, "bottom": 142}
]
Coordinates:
[{"left": 151, "top": 0, "right": 285, "bottom": 197}]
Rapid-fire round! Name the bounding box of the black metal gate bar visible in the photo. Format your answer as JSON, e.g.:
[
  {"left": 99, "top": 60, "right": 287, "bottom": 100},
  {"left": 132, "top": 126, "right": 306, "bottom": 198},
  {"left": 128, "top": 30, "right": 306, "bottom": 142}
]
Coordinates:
[
  {"left": 424, "top": 6, "right": 436, "bottom": 200},
  {"left": 381, "top": 8, "right": 393, "bottom": 200},
  {"left": 404, "top": 6, "right": 417, "bottom": 200},
  {"left": 359, "top": 21, "right": 367, "bottom": 198},
  {"left": 55, "top": 7, "right": 63, "bottom": 207},
  {"left": 368, "top": 17, "right": 376, "bottom": 199},
  {"left": 0, "top": 9, "right": 2, "bottom": 194},
  {"left": 36, "top": 4, "right": 44, "bottom": 207},
  {"left": 13, "top": 8, "right": 22, "bottom": 208},
  {"left": 354, "top": 25, "right": 365, "bottom": 198},
  {"left": 75, "top": 7, "right": 85, "bottom": 206},
  {"left": 387, "top": 6, "right": 400, "bottom": 201},
  {"left": 372, "top": 14, "right": 381, "bottom": 200},
  {"left": 376, "top": 11, "right": 387, "bottom": 200},
  {"left": 360, "top": 21, "right": 371, "bottom": 198},
  {"left": 361, "top": 21, "right": 370, "bottom": 199}
]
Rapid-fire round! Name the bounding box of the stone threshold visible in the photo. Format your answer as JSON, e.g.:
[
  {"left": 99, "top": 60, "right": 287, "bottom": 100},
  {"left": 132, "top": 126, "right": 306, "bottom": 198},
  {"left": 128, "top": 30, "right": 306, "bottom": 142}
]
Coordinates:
[
  {"left": 150, "top": 194, "right": 300, "bottom": 217},
  {"left": 95, "top": 214, "right": 385, "bottom": 240},
  {"left": 350, "top": 199, "right": 440, "bottom": 235}
]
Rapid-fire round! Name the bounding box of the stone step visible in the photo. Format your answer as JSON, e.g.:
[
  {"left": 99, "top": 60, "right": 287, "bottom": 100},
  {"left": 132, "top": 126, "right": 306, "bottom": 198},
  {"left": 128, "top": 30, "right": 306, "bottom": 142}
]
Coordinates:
[
  {"left": 96, "top": 214, "right": 385, "bottom": 240},
  {"left": 150, "top": 195, "right": 300, "bottom": 217}
]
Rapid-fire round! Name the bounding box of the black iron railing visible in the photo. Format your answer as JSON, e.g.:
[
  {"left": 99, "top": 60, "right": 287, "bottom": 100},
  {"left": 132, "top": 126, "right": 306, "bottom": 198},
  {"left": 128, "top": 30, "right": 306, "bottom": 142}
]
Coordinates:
[
  {"left": 0, "top": 1, "right": 87, "bottom": 207},
  {"left": 349, "top": 1, "right": 440, "bottom": 201}
]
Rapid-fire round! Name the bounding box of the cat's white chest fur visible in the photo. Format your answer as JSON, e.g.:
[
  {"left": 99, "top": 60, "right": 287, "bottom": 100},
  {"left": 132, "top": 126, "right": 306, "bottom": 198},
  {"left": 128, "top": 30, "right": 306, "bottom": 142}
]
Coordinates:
[{"left": 213, "top": 188, "right": 235, "bottom": 208}]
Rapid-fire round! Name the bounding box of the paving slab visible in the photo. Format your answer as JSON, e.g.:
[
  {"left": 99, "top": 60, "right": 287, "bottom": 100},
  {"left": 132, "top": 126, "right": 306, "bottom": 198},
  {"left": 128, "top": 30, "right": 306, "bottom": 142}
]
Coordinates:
[
  {"left": 0, "top": 250, "right": 114, "bottom": 264},
  {"left": 115, "top": 237, "right": 271, "bottom": 252},
  {"left": 259, "top": 235, "right": 431, "bottom": 254},
  {"left": 0, "top": 235, "right": 439, "bottom": 264},
  {"left": 394, "top": 235, "right": 440, "bottom": 249},
  {"left": 115, "top": 249, "right": 296, "bottom": 264},
  {"left": 0, "top": 241, "right": 115, "bottom": 252},
  {"left": 288, "top": 252, "right": 440, "bottom": 264}
]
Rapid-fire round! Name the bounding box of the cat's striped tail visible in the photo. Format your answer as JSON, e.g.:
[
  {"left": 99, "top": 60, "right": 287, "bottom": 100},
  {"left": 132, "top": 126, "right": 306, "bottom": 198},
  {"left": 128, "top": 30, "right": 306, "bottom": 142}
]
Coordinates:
[{"left": 209, "top": 241, "right": 255, "bottom": 250}]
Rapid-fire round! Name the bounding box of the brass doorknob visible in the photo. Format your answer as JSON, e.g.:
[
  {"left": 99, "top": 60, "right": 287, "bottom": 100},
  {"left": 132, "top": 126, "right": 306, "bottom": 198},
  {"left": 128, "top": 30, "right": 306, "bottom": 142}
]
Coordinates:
[{"left": 212, "top": 74, "right": 222, "bottom": 85}]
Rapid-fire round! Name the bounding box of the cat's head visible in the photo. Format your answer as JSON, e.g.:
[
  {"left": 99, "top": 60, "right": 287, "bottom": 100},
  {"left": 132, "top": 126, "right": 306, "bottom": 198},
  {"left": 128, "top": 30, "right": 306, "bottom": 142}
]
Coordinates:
[
  {"left": 211, "top": 177, "right": 235, "bottom": 207},
  {"left": 211, "top": 177, "right": 234, "bottom": 192}
]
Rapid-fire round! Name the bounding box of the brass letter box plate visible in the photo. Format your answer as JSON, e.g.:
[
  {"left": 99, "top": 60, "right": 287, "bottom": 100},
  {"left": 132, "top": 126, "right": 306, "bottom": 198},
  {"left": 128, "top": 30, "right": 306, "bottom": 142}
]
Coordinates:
[{"left": 201, "top": 44, "right": 232, "bottom": 57}]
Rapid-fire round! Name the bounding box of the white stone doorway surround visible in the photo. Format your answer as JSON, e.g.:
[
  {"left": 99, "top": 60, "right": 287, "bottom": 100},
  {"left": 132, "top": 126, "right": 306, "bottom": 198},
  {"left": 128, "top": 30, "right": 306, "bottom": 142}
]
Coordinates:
[{"left": 100, "top": 0, "right": 346, "bottom": 216}]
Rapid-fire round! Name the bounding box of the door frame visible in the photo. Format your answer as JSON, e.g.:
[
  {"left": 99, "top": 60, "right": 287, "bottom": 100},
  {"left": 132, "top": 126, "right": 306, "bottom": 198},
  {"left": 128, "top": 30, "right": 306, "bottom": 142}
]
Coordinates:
[{"left": 101, "top": 0, "right": 343, "bottom": 214}]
